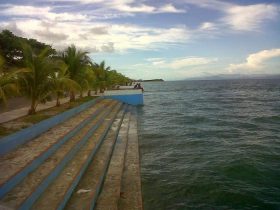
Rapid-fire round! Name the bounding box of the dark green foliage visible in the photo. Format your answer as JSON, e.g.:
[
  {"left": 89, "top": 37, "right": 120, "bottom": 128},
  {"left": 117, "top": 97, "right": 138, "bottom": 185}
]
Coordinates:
[
  {"left": 60, "top": 45, "right": 92, "bottom": 101},
  {"left": 0, "top": 30, "right": 55, "bottom": 68},
  {"left": 0, "top": 29, "right": 132, "bottom": 112}
]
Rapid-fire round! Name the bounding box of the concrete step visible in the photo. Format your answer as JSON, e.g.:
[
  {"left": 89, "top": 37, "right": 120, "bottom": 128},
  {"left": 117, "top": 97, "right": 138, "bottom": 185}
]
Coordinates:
[
  {"left": 0, "top": 100, "right": 119, "bottom": 209},
  {"left": 31, "top": 103, "right": 124, "bottom": 210},
  {"left": 95, "top": 108, "right": 131, "bottom": 210},
  {"left": 118, "top": 108, "right": 143, "bottom": 210},
  {"left": 64, "top": 107, "right": 130, "bottom": 210},
  {"left": 0, "top": 99, "right": 112, "bottom": 198},
  {"left": 0, "top": 97, "right": 104, "bottom": 156},
  {"left": 0, "top": 100, "right": 143, "bottom": 210}
]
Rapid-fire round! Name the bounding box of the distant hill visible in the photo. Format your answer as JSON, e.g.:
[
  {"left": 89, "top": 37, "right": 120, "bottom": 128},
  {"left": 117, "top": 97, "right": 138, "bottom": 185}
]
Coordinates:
[
  {"left": 137, "top": 79, "right": 164, "bottom": 82},
  {"left": 185, "top": 74, "right": 280, "bottom": 81}
]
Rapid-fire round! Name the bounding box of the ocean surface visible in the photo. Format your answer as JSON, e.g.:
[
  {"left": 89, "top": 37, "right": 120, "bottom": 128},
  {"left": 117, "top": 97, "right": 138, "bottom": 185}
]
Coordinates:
[{"left": 138, "top": 79, "right": 280, "bottom": 210}]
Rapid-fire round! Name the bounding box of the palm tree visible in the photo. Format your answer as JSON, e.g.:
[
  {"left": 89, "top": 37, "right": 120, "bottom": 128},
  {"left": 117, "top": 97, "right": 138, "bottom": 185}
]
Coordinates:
[
  {"left": 83, "top": 65, "right": 96, "bottom": 97},
  {"left": 19, "top": 43, "right": 56, "bottom": 114},
  {"left": 92, "top": 61, "right": 111, "bottom": 93},
  {"left": 49, "top": 60, "right": 81, "bottom": 106},
  {"left": 0, "top": 55, "right": 20, "bottom": 106},
  {"left": 60, "top": 45, "right": 91, "bottom": 101}
]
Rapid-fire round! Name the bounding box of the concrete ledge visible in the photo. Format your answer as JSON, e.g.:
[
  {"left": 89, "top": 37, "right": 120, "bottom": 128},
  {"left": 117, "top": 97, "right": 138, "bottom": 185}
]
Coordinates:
[
  {"left": 0, "top": 97, "right": 102, "bottom": 156},
  {"left": 119, "top": 107, "right": 143, "bottom": 210},
  {"left": 105, "top": 94, "right": 143, "bottom": 106},
  {"left": 19, "top": 105, "right": 115, "bottom": 210}
]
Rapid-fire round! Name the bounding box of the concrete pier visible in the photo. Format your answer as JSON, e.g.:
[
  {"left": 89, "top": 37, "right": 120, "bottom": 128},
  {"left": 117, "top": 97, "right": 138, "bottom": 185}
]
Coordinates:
[{"left": 0, "top": 98, "right": 142, "bottom": 210}]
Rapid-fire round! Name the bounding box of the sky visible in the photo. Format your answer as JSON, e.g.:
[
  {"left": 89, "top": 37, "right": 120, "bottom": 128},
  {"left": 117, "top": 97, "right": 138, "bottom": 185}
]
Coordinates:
[{"left": 0, "top": 0, "right": 279, "bottom": 80}]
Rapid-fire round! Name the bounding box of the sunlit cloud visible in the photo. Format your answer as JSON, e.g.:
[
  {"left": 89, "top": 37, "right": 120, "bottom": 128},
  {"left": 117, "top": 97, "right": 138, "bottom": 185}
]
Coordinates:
[
  {"left": 42, "top": 0, "right": 186, "bottom": 14},
  {"left": 183, "top": 0, "right": 279, "bottom": 31},
  {"left": 199, "top": 22, "right": 217, "bottom": 31},
  {"left": 144, "top": 56, "right": 218, "bottom": 69},
  {"left": 0, "top": 0, "right": 279, "bottom": 79},
  {"left": 158, "top": 4, "right": 185, "bottom": 13},
  {"left": 0, "top": 18, "right": 191, "bottom": 52},
  {"left": 1, "top": 5, "right": 87, "bottom": 21},
  {"left": 227, "top": 49, "right": 280, "bottom": 72},
  {"left": 222, "top": 4, "right": 278, "bottom": 31}
]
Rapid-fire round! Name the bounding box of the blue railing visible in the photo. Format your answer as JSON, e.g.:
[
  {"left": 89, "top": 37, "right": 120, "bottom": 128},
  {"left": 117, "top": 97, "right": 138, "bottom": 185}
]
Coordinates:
[{"left": 0, "top": 97, "right": 102, "bottom": 156}]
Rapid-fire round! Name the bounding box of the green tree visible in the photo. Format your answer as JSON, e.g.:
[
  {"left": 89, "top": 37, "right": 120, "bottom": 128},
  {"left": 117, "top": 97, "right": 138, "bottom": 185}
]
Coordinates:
[
  {"left": 60, "top": 45, "right": 91, "bottom": 101},
  {"left": 106, "top": 70, "right": 131, "bottom": 88},
  {"left": 0, "top": 55, "right": 20, "bottom": 105},
  {"left": 19, "top": 44, "right": 56, "bottom": 114},
  {"left": 49, "top": 61, "right": 81, "bottom": 106},
  {"left": 0, "top": 30, "right": 55, "bottom": 68},
  {"left": 83, "top": 65, "right": 97, "bottom": 97},
  {"left": 92, "top": 61, "right": 111, "bottom": 93}
]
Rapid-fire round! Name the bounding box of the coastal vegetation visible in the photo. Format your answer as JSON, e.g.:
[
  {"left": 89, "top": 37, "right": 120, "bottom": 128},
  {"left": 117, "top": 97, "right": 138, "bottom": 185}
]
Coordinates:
[
  {"left": 0, "top": 30, "right": 131, "bottom": 114},
  {"left": 0, "top": 96, "right": 96, "bottom": 137}
]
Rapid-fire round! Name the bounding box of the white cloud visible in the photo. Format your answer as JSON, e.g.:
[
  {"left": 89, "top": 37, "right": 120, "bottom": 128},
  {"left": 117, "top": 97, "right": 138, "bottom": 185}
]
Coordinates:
[
  {"left": 90, "top": 26, "right": 109, "bottom": 35},
  {"left": 183, "top": 0, "right": 279, "bottom": 31},
  {"left": 227, "top": 49, "right": 280, "bottom": 72},
  {"left": 0, "top": 18, "right": 190, "bottom": 52},
  {"left": 0, "top": 3, "right": 190, "bottom": 53},
  {"left": 169, "top": 57, "right": 218, "bottom": 69},
  {"left": 199, "top": 22, "right": 217, "bottom": 30},
  {"left": 113, "top": 3, "right": 155, "bottom": 13},
  {"left": 1, "top": 5, "right": 87, "bottom": 21},
  {"left": 42, "top": 0, "right": 186, "bottom": 14},
  {"left": 158, "top": 4, "right": 185, "bottom": 13},
  {"left": 1, "top": 5, "right": 51, "bottom": 17},
  {"left": 145, "top": 56, "right": 218, "bottom": 69},
  {"left": 182, "top": 0, "right": 230, "bottom": 10},
  {"left": 222, "top": 4, "right": 278, "bottom": 31},
  {"left": 101, "top": 42, "right": 115, "bottom": 52}
]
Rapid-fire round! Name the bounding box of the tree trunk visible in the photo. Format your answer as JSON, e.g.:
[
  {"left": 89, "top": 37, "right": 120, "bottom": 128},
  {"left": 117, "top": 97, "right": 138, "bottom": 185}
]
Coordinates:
[
  {"left": 95, "top": 89, "right": 98, "bottom": 95},
  {"left": 87, "top": 90, "right": 91, "bottom": 96},
  {"left": 56, "top": 95, "right": 60, "bottom": 107},
  {"left": 70, "top": 91, "right": 75, "bottom": 102},
  {"left": 28, "top": 98, "right": 36, "bottom": 115}
]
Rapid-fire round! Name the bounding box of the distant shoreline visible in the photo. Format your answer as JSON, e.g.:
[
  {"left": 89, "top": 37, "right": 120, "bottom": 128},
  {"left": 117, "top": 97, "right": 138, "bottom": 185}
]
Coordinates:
[{"left": 137, "top": 79, "right": 164, "bottom": 82}]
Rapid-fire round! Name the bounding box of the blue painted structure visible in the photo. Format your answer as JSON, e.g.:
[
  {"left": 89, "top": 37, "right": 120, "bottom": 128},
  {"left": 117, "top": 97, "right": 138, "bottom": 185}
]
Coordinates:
[
  {"left": 104, "top": 89, "right": 143, "bottom": 106},
  {"left": 0, "top": 97, "right": 102, "bottom": 156},
  {"left": 105, "top": 94, "right": 143, "bottom": 106}
]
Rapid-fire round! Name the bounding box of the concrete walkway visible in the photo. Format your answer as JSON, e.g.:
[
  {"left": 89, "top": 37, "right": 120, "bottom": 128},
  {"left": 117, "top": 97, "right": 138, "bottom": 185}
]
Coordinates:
[{"left": 0, "top": 97, "right": 70, "bottom": 124}]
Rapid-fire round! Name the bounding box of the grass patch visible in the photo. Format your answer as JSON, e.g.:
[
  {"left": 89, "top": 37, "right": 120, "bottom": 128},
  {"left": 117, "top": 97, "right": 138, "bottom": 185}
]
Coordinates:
[
  {"left": 0, "top": 96, "right": 99, "bottom": 138},
  {"left": 24, "top": 114, "right": 49, "bottom": 124},
  {"left": 0, "top": 126, "right": 17, "bottom": 137}
]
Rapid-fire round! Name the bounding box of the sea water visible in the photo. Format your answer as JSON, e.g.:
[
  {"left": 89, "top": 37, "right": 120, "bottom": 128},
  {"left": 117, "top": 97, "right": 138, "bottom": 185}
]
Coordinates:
[{"left": 138, "top": 79, "right": 280, "bottom": 210}]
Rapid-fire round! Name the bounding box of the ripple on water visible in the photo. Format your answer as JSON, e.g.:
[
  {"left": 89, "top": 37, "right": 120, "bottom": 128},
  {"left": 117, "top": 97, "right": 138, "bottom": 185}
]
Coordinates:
[{"left": 139, "top": 79, "right": 280, "bottom": 210}]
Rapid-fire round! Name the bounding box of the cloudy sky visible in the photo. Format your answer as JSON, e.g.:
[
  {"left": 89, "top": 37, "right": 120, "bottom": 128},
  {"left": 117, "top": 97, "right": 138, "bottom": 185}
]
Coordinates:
[{"left": 0, "top": 0, "right": 279, "bottom": 80}]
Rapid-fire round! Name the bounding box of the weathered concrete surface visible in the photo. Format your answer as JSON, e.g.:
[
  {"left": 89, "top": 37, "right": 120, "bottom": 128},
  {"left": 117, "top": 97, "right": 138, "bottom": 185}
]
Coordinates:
[
  {"left": 118, "top": 109, "right": 143, "bottom": 210},
  {"left": 0, "top": 100, "right": 111, "bottom": 187},
  {"left": 0, "top": 101, "right": 116, "bottom": 209},
  {"left": 64, "top": 107, "right": 126, "bottom": 210},
  {"left": 0, "top": 103, "right": 143, "bottom": 210},
  {"left": 95, "top": 112, "right": 131, "bottom": 210},
  {"left": 32, "top": 103, "right": 122, "bottom": 210}
]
